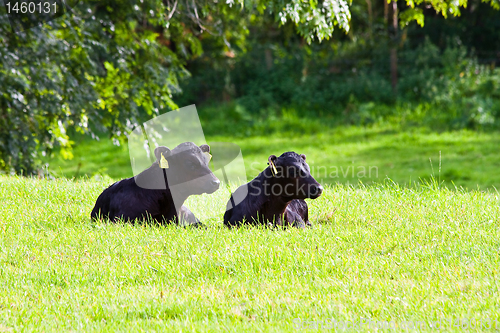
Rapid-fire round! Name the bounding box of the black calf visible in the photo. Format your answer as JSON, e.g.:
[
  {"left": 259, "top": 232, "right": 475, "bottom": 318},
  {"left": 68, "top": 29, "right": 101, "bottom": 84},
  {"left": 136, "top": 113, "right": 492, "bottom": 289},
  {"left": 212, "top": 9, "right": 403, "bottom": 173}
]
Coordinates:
[
  {"left": 91, "top": 142, "right": 220, "bottom": 225},
  {"left": 223, "top": 152, "right": 322, "bottom": 228}
]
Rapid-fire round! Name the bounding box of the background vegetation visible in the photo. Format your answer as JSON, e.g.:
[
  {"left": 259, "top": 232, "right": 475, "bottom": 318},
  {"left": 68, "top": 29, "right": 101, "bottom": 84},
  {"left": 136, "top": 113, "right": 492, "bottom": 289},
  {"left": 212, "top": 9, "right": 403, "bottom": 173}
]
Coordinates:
[{"left": 178, "top": 1, "right": 500, "bottom": 130}]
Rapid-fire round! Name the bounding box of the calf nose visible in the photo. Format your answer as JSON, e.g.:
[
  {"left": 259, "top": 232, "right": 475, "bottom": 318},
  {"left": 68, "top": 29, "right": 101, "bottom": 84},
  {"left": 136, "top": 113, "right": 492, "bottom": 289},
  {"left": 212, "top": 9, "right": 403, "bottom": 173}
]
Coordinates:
[
  {"left": 211, "top": 179, "right": 220, "bottom": 188},
  {"left": 310, "top": 184, "right": 323, "bottom": 196},
  {"left": 317, "top": 185, "right": 323, "bottom": 194}
]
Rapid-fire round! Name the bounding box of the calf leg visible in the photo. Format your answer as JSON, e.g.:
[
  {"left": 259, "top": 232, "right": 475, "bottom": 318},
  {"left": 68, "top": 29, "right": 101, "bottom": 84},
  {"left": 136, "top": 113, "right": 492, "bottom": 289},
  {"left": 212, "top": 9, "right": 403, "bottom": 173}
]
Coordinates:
[
  {"left": 285, "top": 199, "right": 311, "bottom": 228},
  {"left": 178, "top": 205, "right": 205, "bottom": 228},
  {"left": 284, "top": 208, "right": 307, "bottom": 228}
]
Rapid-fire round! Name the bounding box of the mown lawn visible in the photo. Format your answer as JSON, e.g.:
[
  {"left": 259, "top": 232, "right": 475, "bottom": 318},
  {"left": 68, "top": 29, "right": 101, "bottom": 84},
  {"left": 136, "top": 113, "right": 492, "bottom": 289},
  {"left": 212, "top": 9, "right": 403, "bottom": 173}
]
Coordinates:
[{"left": 1, "top": 175, "right": 499, "bottom": 331}]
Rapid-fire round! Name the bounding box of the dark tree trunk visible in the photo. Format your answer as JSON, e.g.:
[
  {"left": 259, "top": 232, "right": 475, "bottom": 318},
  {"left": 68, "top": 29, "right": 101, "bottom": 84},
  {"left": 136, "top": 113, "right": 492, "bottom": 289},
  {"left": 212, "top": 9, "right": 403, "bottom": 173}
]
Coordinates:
[
  {"left": 384, "top": 0, "right": 388, "bottom": 24},
  {"left": 366, "top": 0, "right": 373, "bottom": 38},
  {"left": 390, "top": 0, "right": 398, "bottom": 94}
]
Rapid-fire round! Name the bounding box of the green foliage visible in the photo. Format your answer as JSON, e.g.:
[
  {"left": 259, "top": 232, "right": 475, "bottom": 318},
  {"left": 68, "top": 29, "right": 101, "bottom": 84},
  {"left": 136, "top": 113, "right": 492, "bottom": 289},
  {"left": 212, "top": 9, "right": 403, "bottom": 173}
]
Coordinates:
[
  {"left": 398, "top": 39, "right": 500, "bottom": 129},
  {"left": 1, "top": 175, "right": 499, "bottom": 330},
  {"left": 401, "top": 0, "right": 467, "bottom": 24},
  {"left": 182, "top": 37, "right": 500, "bottom": 129},
  {"left": 180, "top": 2, "right": 500, "bottom": 130},
  {"left": 263, "top": 0, "right": 351, "bottom": 43},
  {"left": 399, "top": 7, "right": 425, "bottom": 27},
  {"left": 0, "top": 0, "right": 193, "bottom": 174},
  {"left": 400, "top": 0, "right": 500, "bottom": 27}
]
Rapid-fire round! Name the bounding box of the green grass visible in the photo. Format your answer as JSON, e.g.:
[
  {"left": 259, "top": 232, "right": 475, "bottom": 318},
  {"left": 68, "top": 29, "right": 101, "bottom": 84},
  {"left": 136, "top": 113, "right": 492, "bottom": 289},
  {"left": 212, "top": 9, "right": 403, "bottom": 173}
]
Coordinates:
[
  {"left": 48, "top": 121, "right": 500, "bottom": 190},
  {"left": 1, "top": 175, "right": 499, "bottom": 331},
  {"left": 23, "top": 106, "right": 500, "bottom": 330}
]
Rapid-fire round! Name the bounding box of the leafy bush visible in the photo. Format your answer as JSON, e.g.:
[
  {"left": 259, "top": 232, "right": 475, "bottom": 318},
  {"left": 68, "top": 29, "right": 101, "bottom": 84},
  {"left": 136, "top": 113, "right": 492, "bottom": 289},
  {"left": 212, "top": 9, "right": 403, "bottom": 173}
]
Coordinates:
[{"left": 181, "top": 35, "right": 500, "bottom": 131}]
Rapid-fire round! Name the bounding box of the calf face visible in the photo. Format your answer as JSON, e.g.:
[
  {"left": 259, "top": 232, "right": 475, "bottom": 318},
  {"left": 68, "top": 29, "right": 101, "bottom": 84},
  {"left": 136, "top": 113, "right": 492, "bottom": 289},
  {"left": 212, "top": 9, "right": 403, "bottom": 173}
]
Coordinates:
[
  {"left": 136, "top": 142, "right": 220, "bottom": 196},
  {"left": 266, "top": 152, "right": 323, "bottom": 200}
]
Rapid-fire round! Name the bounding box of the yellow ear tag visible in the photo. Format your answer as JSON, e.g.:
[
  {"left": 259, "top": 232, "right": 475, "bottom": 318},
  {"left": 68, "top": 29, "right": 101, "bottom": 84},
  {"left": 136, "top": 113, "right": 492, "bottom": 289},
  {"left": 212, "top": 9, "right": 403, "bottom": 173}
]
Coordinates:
[
  {"left": 270, "top": 161, "right": 277, "bottom": 177},
  {"left": 159, "top": 153, "right": 169, "bottom": 169},
  {"left": 203, "top": 152, "right": 212, "bottom": 161}
]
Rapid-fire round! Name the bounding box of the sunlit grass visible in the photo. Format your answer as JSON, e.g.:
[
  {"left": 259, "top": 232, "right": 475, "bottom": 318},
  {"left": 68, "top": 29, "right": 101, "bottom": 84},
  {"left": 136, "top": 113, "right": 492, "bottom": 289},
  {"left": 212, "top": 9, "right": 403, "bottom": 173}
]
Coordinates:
[{"left": 1, "top": 175, "right": 499, "bottom": 331}]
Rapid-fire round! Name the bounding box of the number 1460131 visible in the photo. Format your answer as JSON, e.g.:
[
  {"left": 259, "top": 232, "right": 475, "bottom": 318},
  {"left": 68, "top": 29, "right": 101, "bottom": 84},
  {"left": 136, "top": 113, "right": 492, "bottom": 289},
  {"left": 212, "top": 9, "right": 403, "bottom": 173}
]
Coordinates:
[{"left": 6, "top": 2, "right": 57, "bottom": 14}]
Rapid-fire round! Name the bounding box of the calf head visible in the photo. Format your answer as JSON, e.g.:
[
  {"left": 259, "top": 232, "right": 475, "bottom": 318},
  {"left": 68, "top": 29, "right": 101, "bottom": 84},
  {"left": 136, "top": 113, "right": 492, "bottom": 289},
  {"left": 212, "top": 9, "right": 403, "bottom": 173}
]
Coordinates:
[
  {"left": 266, "top": 152, "right": 323, "bottom": 199},
  {"left": 154, "top": 142, "right": 220, "bottom": 195}
]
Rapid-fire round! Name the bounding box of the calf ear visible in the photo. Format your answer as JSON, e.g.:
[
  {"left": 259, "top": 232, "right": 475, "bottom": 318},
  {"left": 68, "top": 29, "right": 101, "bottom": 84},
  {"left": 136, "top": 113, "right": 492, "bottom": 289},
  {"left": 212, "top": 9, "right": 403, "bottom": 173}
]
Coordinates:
[
  {"left": 300, "top": 154, "right": 306, "bottom": 161},
  {"left": 154, "top": 146, "right": 171, "bottom": 161},
  {"left": 200, "top": 144, "right": 210, "bottom": 153},
  {"left": 268, "top": 155, "right": 278, "bottom": 176},
  {"left": 268, "top": 155, "right": 277, "bottom": 165}
]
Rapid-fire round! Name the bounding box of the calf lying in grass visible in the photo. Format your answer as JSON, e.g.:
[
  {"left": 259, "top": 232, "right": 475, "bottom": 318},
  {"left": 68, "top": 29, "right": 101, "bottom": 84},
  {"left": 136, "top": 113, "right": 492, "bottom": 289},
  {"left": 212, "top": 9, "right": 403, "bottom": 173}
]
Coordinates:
[
  {"left": 224, "top": 152, "right": 322, "bottom": 228},
  {"left": 91, "top": 142, "right": 220, "bottom": 225}
]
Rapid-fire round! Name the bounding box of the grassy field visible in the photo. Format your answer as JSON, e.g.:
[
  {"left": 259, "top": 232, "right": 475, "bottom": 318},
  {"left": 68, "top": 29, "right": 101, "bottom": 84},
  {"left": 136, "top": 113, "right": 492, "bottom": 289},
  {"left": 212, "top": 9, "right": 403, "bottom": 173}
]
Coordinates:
[
  {"left": 8, "top": 107, "right": 500, "bottom": 331},
  {"left": 1, "top": 175, "right": 499, "bottom": 331},
  {"left": 46, "top": 107, "right": 500, "bottom": 190}
]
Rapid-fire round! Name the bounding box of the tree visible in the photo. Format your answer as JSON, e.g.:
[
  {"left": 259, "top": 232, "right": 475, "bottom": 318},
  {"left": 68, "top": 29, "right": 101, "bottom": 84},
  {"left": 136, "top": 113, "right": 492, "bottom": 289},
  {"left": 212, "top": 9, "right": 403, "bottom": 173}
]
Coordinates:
[
  {"left": 393, "top": 0, "right": 500, "bottom": 93},
  {"left": 0, "top": 0, "right": 351, "bottom": 174},
  {"left": 0, "top": 0, "right": 498, "bottom": 173}
]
